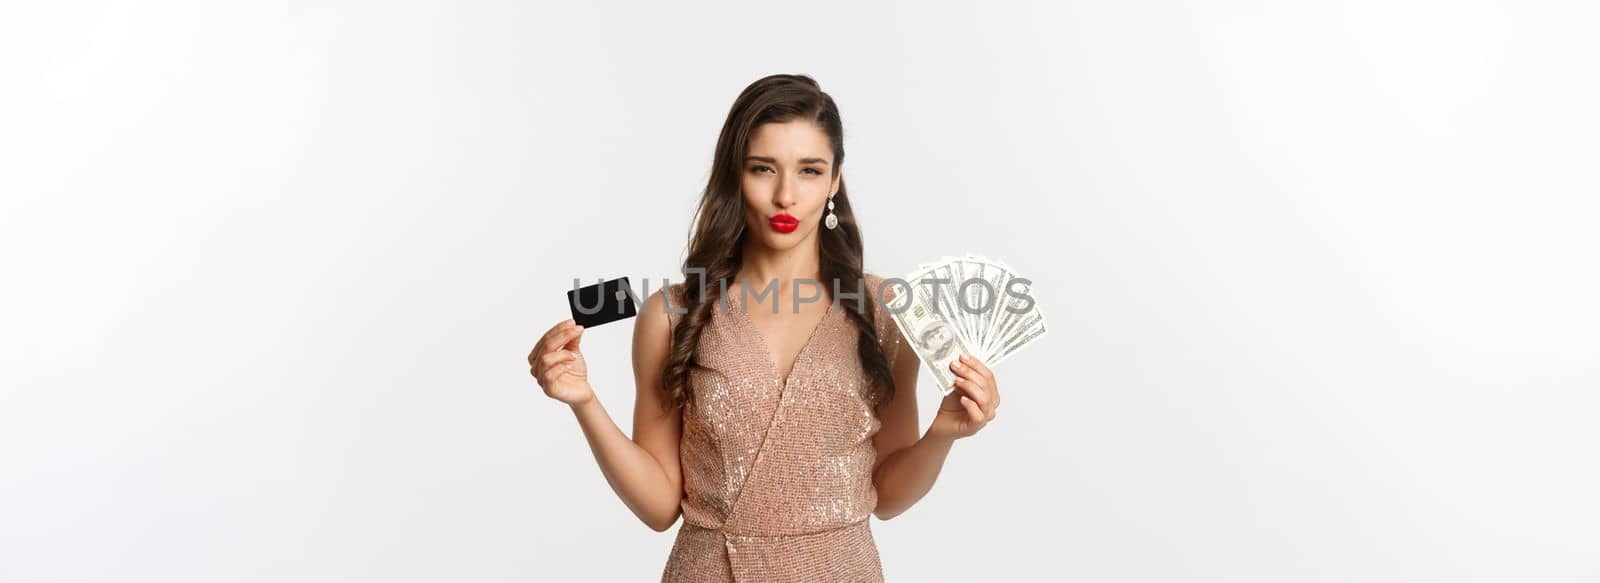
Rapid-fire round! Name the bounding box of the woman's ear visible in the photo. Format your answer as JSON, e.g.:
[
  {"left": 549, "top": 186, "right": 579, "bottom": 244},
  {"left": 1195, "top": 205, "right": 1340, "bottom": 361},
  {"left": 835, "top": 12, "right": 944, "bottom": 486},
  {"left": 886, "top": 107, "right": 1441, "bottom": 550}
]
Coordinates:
[{"left": 830, "top": 165, "right": 842, "bottom": 195}]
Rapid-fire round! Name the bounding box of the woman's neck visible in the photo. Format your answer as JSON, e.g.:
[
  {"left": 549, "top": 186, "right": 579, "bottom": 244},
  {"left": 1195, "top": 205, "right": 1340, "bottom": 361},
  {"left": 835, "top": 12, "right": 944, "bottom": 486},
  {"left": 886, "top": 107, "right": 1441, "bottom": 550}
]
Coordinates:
[{"left": 737, "top": 237, "right": 822, "bottom": 292}]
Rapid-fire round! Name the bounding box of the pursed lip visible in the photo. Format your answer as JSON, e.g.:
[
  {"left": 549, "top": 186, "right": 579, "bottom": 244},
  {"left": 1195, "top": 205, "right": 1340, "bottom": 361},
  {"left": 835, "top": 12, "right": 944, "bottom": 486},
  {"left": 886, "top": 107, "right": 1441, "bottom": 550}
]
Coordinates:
[{"left": 769, "top": 213, "right": 799, "bottom": 233}]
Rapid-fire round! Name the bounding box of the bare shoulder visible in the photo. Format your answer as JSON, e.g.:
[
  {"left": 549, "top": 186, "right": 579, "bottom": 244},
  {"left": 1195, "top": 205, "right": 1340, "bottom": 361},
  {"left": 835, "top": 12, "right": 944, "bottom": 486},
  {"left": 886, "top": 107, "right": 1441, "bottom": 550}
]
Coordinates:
[
  {"left": 632, "top": 285, "right": 675, "bottom": 362},
  {"left": 862, "top": 272, "right": 903, "bottom": 303},
  {"left": 860, "top": 272, "right": 908, "bottom": 362},
  {"left": 860, "top": 272, "right": 904, "bottom": 315}
]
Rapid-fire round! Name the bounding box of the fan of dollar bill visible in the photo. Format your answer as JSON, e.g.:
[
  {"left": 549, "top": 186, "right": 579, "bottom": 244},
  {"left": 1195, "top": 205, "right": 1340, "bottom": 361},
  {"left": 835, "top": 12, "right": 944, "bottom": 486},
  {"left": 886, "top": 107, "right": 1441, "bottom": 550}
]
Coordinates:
[{"left": 883, "top": 254, "right": 1048, "bottom": 394}]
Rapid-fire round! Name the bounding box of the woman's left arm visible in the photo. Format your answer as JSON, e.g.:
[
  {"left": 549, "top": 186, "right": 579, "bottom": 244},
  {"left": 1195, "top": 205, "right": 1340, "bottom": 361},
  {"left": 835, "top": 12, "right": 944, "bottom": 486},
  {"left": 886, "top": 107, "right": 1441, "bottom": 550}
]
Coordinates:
[{"left": 871, "top": 339, "right": 1000, "bottom": 520}]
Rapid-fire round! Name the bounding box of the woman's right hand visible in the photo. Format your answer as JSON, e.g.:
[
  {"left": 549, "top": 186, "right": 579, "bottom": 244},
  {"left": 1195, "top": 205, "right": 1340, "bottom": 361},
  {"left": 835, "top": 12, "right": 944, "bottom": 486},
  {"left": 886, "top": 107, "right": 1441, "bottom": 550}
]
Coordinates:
[{"left": 529, "top": 319, "right": 593, "bottom": 406}]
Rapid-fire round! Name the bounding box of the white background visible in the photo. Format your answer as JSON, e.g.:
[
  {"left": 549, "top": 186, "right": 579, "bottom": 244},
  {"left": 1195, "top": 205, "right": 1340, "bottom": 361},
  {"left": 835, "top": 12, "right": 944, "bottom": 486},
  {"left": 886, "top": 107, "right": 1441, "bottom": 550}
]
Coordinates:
[{"left": 3, "top": 1, "right": 1596, "bottom": 581}]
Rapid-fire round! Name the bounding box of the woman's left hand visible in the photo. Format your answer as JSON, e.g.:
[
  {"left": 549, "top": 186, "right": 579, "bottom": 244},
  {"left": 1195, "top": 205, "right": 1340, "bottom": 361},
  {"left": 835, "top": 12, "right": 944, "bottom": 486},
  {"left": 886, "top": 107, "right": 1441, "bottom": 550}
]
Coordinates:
[{"left": 929, "top": 353, "right": 1000, "bottom": 440}]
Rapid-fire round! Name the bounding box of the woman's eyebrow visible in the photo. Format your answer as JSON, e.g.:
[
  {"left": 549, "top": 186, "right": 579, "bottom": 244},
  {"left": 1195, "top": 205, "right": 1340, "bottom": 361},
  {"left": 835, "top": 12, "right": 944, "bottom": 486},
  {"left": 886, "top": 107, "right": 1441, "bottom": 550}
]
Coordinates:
[{"left": 744, "top": 155, "right": 831, "bottom": 166}]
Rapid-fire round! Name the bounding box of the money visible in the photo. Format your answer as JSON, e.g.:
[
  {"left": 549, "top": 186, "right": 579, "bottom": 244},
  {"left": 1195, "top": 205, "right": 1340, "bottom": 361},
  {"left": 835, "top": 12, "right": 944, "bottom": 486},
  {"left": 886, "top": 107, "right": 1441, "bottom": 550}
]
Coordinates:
[
  {"left": 885, "top": 255, "right": 1048, "bottom": 394},
  {"left": 884, "top": 281, "right": 971, "bottom": 392}
]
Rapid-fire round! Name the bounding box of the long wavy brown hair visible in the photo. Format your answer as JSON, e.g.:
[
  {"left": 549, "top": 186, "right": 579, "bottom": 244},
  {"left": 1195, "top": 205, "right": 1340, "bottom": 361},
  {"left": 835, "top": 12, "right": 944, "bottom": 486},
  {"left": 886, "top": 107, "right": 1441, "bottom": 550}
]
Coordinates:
[{"left": 661, "top": 74, "right": 895, "bottom": 412}]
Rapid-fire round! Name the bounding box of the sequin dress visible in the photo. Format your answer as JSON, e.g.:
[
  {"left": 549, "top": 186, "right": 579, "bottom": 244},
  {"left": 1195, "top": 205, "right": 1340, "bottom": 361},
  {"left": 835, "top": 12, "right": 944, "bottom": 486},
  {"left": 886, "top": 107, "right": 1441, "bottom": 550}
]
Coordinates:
[{"left": 660, "top": 274, "right": 904, "bottom": 582}]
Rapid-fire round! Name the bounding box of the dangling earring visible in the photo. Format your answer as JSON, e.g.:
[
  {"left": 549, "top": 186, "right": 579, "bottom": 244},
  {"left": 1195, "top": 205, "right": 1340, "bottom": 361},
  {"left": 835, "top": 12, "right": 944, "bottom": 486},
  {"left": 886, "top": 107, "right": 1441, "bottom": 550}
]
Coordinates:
[{"left": 824, "top": 192, "right": 838, "bottom": 230}]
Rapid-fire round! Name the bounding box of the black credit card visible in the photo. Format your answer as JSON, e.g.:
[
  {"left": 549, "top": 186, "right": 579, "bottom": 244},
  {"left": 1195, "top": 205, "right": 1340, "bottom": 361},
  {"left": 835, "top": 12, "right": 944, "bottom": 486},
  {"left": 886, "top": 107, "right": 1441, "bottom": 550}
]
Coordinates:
[{"left": 567, "top": 277, "right": 638, "bottom": 328}]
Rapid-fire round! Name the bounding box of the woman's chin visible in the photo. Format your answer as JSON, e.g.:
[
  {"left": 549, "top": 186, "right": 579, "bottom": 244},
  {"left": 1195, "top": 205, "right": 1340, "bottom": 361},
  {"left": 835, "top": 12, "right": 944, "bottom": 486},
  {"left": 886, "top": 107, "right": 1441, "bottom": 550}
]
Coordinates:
[{"left": 754, "top": 229, "right": 813, "bottom": 251}]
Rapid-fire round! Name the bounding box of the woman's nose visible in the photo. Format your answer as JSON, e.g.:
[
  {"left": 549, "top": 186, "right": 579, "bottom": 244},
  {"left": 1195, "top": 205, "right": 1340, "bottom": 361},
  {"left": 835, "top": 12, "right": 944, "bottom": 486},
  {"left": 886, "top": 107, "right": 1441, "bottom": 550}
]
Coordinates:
[{"left": 772, "top": 176, "right": 794, "bottom": 208}]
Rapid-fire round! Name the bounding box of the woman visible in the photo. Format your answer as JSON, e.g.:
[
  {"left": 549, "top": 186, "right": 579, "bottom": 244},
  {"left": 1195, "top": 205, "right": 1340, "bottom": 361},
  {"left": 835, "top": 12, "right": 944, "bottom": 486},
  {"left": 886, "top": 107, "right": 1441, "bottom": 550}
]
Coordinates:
[{"left": 528, "top": 74, "right": 1001, "bottom": 581}]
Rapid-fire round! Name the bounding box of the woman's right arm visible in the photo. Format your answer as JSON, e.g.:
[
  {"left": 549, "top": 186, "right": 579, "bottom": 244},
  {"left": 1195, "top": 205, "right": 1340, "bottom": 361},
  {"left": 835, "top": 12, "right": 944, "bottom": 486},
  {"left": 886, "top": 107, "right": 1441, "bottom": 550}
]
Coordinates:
[{"left": 529, "top": 290, "right": 683, "bottom": 531}]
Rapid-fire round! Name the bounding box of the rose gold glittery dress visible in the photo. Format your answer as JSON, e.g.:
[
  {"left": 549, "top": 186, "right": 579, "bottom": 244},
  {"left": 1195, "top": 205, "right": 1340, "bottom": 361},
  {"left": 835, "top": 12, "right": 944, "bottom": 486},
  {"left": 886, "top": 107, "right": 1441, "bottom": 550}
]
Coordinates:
[{"left": 660, "top": 274, "right": 904, "bottom": 582}]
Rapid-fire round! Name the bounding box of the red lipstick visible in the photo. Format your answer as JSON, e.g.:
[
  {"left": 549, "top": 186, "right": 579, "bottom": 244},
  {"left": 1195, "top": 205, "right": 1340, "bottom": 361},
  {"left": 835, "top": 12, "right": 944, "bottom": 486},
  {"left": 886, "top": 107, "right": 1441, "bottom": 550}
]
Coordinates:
[{"left": 769, "top": 213, "right": 799, "bottom": 234}]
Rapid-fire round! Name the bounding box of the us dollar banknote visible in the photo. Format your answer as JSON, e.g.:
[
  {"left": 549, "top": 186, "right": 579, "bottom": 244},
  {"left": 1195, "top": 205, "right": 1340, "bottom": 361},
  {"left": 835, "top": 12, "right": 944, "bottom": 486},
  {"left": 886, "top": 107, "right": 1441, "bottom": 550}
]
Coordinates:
[
  {"left": 887, "top": 254, "right": 1048, "bottom": 394},
  {"left": 884, "top": 276, "right": 976, "bottom": 395}
]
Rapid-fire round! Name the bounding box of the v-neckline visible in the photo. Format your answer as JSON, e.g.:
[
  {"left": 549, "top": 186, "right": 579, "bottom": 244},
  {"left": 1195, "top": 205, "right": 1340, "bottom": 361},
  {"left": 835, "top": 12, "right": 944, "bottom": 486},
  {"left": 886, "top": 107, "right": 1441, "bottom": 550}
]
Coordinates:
[{"left": 729, "top": 289, "right": 835, "bottom": 388}]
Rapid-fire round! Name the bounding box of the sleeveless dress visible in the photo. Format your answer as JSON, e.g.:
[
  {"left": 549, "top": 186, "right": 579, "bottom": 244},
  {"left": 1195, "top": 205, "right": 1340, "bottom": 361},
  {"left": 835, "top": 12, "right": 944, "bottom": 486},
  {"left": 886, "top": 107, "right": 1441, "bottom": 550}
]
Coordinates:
[{"left": 660, "top": 274, "right": 904, "bottom": 582}]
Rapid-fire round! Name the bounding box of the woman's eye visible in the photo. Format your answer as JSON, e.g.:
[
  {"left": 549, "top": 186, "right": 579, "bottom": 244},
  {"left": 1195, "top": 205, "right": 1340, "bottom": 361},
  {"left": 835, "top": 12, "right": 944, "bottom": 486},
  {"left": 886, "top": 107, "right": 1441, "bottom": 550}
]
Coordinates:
[
  {"left": 802, "top": 167, "right": 822, "bottom": 175},
  {"left": 751, "top": 165, "right": 774, "bottom": 174}
]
